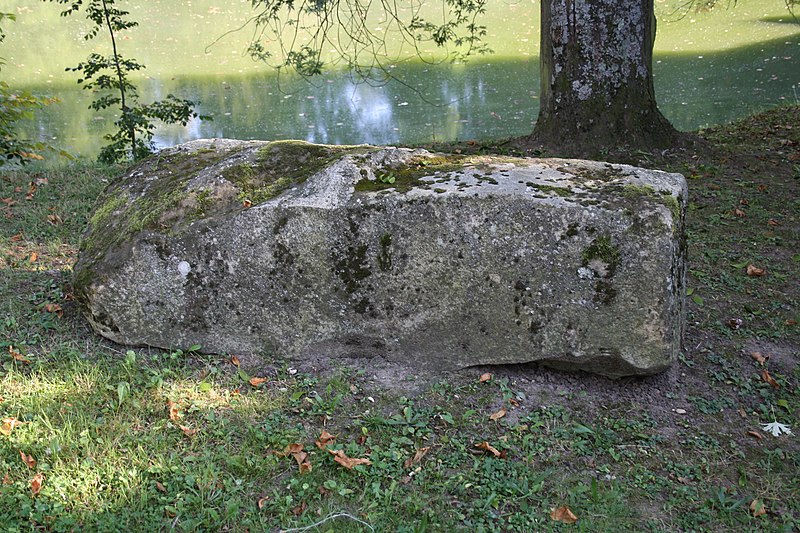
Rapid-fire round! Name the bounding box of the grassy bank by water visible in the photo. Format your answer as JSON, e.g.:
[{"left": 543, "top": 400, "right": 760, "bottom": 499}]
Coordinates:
[{"left": 0, "top": 107, "right": 798, "bottom": 531}]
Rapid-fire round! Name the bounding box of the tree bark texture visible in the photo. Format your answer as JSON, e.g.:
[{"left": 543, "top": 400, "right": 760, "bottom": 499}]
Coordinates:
[{"left": 530, "top": 0, "right": 678, "bottom": 153}]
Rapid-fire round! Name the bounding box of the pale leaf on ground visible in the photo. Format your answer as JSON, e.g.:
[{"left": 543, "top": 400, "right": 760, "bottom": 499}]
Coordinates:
[{"left": 550, "top": 505, "right": 578, "bottom": 524}]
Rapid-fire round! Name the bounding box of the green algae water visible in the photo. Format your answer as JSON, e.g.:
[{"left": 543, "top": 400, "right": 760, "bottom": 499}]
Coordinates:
[{"left": 0, "top": 0, "right": 797, "bottom": 159}]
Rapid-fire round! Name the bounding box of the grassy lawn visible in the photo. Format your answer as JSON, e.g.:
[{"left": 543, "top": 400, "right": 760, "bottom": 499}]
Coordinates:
[{"left": 1, "top": 107, "right": 798, "bottom": 531}]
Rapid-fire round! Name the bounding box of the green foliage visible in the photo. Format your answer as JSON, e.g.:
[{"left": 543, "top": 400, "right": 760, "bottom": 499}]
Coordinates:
[
  {"left": 0, "top": 13, "right": 63, "bottom": 166},
  {"left": 45, "top": 0, "right": 209, "bottom": 163},
  {"left": 246, "top": 0, "right": 491, "bottom": 80}
]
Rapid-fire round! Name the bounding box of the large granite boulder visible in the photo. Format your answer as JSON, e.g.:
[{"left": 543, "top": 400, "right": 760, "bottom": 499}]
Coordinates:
[{"left": 74, "top": 139, "right": 687, "bottom": 378}]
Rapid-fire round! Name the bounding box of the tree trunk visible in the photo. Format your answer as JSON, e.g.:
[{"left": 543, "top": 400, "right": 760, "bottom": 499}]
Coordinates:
[{"left": 528, "top": 0, "right": 679, "bottom": 154}]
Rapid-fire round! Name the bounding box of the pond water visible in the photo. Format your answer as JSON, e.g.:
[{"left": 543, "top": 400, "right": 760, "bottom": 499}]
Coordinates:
[{"left": 1, "top": 0, "right": 798, "bottom": 159}]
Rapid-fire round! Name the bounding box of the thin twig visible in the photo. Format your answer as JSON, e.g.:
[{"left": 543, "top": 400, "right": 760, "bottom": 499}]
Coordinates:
[{"left": 280, "top": 512, "right": 374, "bottom": 532}]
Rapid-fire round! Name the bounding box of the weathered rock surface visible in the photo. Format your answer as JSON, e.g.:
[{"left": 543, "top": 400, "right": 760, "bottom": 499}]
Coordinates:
[{"left": 74, "top": 139, "right": 687, "bottom": 378}]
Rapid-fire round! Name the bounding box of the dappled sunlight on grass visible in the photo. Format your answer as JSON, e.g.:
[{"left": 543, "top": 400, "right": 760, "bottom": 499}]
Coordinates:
[{"left": 0, "top": 350, "right": 294, "bottom": 529}]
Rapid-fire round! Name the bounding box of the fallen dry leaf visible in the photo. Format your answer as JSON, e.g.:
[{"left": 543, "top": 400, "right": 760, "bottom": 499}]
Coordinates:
[
  {"left": 291, "top": 501, "right": 307, "bottom": 516},
  {"left": 44, "top": 303, "right": 63, "bottom": 317},
  {"left": 26, "top": 183, "right": 36, "bottom": 200},
  {"left": 327, "top": 448, "right": 372, "bottom": 469},
  {"left": 786, "top": 319, "right": 798, "bottom": 326},
  {"left": 489, "top": 408, "right": 507, "bottom": 421},
  {"left": 767, "top": 219, "right": 781, "bottom": 227},
  {"left": 750, "top": 499, "right": 767, "bottom": 517},
  {"left": 47, "top": 214, "right": 63, "bottom": 226},
  {"left": 257, "top": 495, "right": 270, "bottom": 509},
  {"left": 31, "top": 473, "right": 43, "bottom": 496},
  {"left": 550, "top": 505, "right": 578, "bottom": 524},
  {"left": 315, "top": 430, "right": 336, "bottom": 449},
  {"left": 404, "top": 447, "right": 431, "bottom": 469},
  {"left": 757, "top": 184, "right": 768, "bottom": 193},
  {"left": 2, "top": 473, "right": 10, "bottom": 485},
  {"left": 242, "top": 199, "right": 253, "bottom": 209},
  {"left": 727, "top": 318, "right": 743, "bottom": 330},
  {"left": 249, "top": 376, "right": 267, "bottom": 387},
  {"left": 167, "top": 399, "right": 181, "bottom": 422},
  {"left": 1, "top": 417, "right": 22, "bottom": 436},
  {"left": 28, "top": 252, "right": 38, "bottom": 263},
  {"left": 178, "top": 424, "right": 197, "bottom": 437},
  {"left": 747, "top": 430, "right": 764, "bottom": 440},
  {"left": 479, "top": 372, "right": 492, "bottom": 383},
  {"left": 750, "top": 351, "right": 768, "bottom": 365},
  {"left": 0, "top": 197, "right": 15, "bottom": 206},
  {"left": 9, "top": 233, "right": 23, "bottom": 242},
  {"left": 284, "top": 443, "right": 312, "bottom": 473},
  {"left": 746, "top": 264, "right": 766, "bottom": 277},
  {"left": 9, "top": 346, "right": 30, "bottom": 364},
  {"left": 732, "top": 208, "right": 746, "bottom": 217},
  {"left": 155, "top": 481, "right": 167, "bottom": 493},
  {"left": 761, "top": 369, "right": 780, "bottom": 389},
  {"left": 35, "top": 177, "right": 48, "bottom": 185},
  {"left": 739, "top": 198, "right": 750, "bottom": 206},
  {"left": 230, "top": 355, "right": 240, "bottom": 366},
  {"left": 475, "top": 441, "right": 502, "bottom": 458},
  {"left": 19, "top": 451, "right": 36, "bottom": 469}
]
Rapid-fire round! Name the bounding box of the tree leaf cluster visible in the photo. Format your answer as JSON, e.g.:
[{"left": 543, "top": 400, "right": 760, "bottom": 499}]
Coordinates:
[{"left": 46, "top": 0, "right": 210, "bottom": 164}]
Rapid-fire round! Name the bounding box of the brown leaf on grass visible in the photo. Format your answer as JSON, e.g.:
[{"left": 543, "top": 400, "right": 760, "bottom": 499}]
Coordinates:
[
  {"left": 19, "top": 451, "right": 36, "bottom": 469},
  {"left": 230, "top": 355, "right": 240, "bottom": 367},
  {"left": 727, "top": 318, "right": 743, "bottom": 330},
  {"left": 249, "top": 376, "right": 267, "bottom": 387},
  {"left": 767, "top": 219, "right": 781, "bottom": 227},
  {"left": 291, "top": 501, "right": 307, "bottom": 516},
  {"left": 746, "top": 264, "right": 766, "bottom": 277},
  {"left": 757, "top": 184, "right": 768, "bottom": 193},
  {"left": 479, "top": 372, "right": 492, "bottom": 383},
  {"left": 26, "top": 183, "right": 37, "bottom": 200},
  {"left": 166, "top": 399, "right": 181, "bottom": 422},
  {"left": 155, "top": 481, "right": 167, "bottom": 493},
  {"left": 242, "top": 199, "right": 253, "bottom": 209},
  {"left": 2, "top": 473, "right": 10, "bottom": 485},
  {"left": 739, "top": 198, "right": 750, "bottom": 206},
  {"left": 44, "top": 303, "right": 63, "bottom": 317},
  {"left": 550, "top": 505, "right": 578, "bottom": 524},
  {"left": 1, "top": 197, "right": 16, "bottom": 206},
  {"left": 327, "top": 448, "right": 372, "bottom": 469},
  {"left": 30, "top": 473, "right": 43, "bottom": 496},
  {"left": 489, "top": 408, "right": 507, "bottom": 421},
  {"left": 750, "top": 351, "right": 769, "bottom": 365},
  {"left": 47, "top": 214, "right": 62, "bottom": 226},
  {"left": 315, "top": 430, "right": 336, "bottom": 449},
  {"left": 1, "top": 417, "right": 22, "bottom": 436},
  {"left": 34, "top": 177, "right": 48, "bottom": 186},
  {"left": 404, "top": 447, "right": 430, "bottom": 469},
  {"left": 475, "top": 441, "right": 502, "bottom": 458},
  {"left": 786, "top": 319, "right": 798, "bottom": 326},
  {"left": 284, "top": 443, "right": 312, "bottom": 473},
  {"left": 257, "top": 495, "right": 270, "bottom": 509},
  {"left": 9, "top": 233, "right": 23, "bottom": 242},
  {"left": 178, "top": 424, "right": 197, "bottom": 437},
  {"left": 750, "top": 499, "right": 767, "bottom": 517},
  {"left": 732, "top": 208, "right": 746, "bottom": 217},
  {"left": 9, "top": 346, "right": 29, "bottom": 364},
  {"left": 28, "top": 252, "right": 38, "bottom": 263},
  {"left": 761, "top": 370, "right": 780, "bottom": 389},
  {"left": 747, "top": 430, "right": 764, "bottom": 440}
]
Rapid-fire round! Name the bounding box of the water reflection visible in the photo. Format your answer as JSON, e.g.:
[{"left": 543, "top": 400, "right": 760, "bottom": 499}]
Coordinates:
[{"left": 6, "top": 16, "right": 799, "bottom": 160}]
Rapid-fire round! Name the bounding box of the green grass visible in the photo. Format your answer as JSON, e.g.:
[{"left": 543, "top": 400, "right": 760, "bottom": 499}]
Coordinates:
[{"left": 1, "top": 107, "right": 800, "bottom": 531}]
